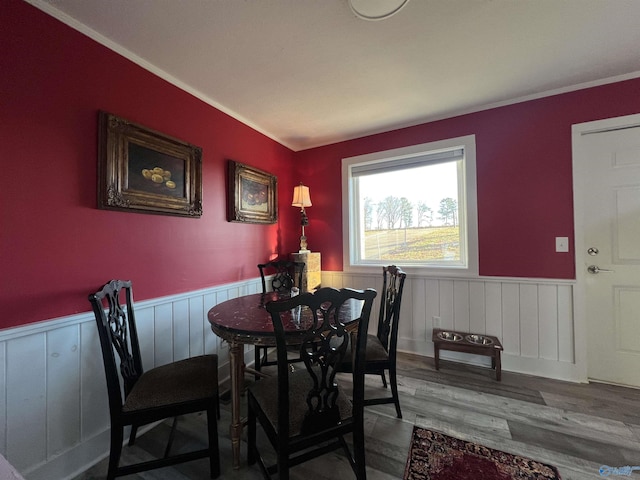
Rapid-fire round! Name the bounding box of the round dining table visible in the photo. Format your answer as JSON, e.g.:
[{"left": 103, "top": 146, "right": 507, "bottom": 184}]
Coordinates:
[{"left": 207, "top": 291, "right": 363, "bottom": 469}]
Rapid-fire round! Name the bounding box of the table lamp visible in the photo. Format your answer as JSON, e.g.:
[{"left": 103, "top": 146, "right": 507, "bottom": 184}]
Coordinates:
[{"left": 292, "top": 183, "right": 312, "bottom": 253}]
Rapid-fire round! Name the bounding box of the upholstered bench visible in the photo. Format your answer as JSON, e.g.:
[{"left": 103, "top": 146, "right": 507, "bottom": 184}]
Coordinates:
[{"left": 432, "top": 328, "right": 504, "bottom": 381}]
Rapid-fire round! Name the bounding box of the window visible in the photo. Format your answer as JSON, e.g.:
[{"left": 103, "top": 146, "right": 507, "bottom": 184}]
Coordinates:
[{"left": 342, "top": 135, "right": 478, "bottom": 275}]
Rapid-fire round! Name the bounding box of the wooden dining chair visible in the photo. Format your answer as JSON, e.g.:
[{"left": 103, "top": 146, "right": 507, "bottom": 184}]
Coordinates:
[
  {"left": 247, "top": 287, "right": 377, "bottom": 480},
  {"left": 255, "top": 260, "right": 305, "bottom": 373},
  {"left": 339, "top": 265, "right": 406, "bottom": 418},
  {"left": 258, "top": 260, "right": 305, "bottom": 295},
  {"left": 88, "top": 279, "right": 221, "bottom": 479}
]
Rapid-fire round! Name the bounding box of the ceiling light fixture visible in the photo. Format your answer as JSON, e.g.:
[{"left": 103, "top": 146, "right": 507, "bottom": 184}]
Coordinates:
[{"left": 348, "top": 0, "right": 410, "bottom": 21}]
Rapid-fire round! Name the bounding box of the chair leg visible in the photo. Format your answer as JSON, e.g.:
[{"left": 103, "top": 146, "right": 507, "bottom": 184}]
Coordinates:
[
  {"left": 277, "top": 445, "right": 289, "bottom": 480},
  {"left": 274, "top": 416, "right": 290, "bottom": 480},
  {"left": 247, "top": 400, "right": 256, "bottom": 465},
  {"left": 164, "top": 416, "right": 179, "bottom": 458},
  {"left": 128, "top": 424, "right": 138, "bottom": 446},
  {"left": 207, "top": 406, "right": 221, "bottom": 479},
  {"left": 380, "top": 371, "right": 388, "bottom": 388},
  {"left": 107, "top": 425, "right": 124, "bottom": 480},
  {"left": 353, "top": 420, "right": 367, "bottom": 480},
  {"left": 254, "top": 347, "right": 263, "bottom": 380},
  {"left": 389, "top": 368, "right": 402, "bottom": 419}
]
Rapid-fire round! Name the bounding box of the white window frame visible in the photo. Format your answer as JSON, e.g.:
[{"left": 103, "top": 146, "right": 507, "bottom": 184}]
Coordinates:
[{"left": 341, "top": 135, "right": 478, "bottom": 276}]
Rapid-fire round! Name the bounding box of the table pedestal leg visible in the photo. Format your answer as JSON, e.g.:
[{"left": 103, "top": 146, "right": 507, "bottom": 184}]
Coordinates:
[{"left": 228, "top": 341, "right": 244, "bottom": 469}]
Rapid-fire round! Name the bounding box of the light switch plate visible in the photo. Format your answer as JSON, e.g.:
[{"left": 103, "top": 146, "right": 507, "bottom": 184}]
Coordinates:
[{"left": 555, "top": 237, "right": 569, "bottom": 253}]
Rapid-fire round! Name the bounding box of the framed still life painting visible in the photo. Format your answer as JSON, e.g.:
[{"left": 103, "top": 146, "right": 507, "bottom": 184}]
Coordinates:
[
  {"left": 227, "top": 160, "right": 277, "bottom": 224},
  {"left": 97, "top": 111, "right": 203, "bottom": 217}
]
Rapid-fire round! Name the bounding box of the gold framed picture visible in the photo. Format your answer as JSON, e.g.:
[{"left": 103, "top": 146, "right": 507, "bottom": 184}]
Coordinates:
[
  {"left": 227, "top": 160, "right": 277, "bottom": 224},
  {"left": 98, "top": 111, "right": 203, "bottom": 217}
]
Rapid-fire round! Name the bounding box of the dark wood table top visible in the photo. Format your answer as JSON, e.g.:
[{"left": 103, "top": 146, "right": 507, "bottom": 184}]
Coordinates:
[{"left": 207, "top": 292, "right": 362, "bottom": 346}]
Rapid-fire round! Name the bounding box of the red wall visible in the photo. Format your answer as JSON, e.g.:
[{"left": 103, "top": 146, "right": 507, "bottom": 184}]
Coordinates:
[
  {"left": 295, "top": 79, "right": 640, "bottom": 279},
  {"left": 4, "top": 0, "right": 640, "bottom": 329},
  {"left": 1, "top": 0, "right": 298, "bottom": 328}
]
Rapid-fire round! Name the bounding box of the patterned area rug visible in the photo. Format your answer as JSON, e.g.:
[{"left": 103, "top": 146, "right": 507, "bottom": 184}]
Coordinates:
[{"left": 404, "top": 426, "right": 562, "bottom": 480}]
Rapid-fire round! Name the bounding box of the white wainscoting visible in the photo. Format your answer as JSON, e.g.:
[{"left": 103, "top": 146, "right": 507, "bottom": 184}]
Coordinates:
[
  {"left": 321, "top": 271, "right": 579, "bottom": 382},
  {"left": 0, "top": 278, "right": 263, "bottom": 480},
  {"left": 0, "top": 272, "right": 579, "bottom": 480}
]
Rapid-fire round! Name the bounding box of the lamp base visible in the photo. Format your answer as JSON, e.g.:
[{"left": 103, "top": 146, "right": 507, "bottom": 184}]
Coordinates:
[
  {"left": 298, "top": 249, "right": 310, "bottom": 254},
  {"left": 299, "top": 234, "right": 309, "bottom": 253}
]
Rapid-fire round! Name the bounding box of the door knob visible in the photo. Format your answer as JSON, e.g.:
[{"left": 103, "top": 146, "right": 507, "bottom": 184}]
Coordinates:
[{"left": 587, "top": 265, "right": 614, "bottom": 274}]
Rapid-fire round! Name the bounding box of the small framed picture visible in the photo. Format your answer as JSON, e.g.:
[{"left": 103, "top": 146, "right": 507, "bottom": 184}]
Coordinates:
[
  {"left": 227, "top": 160, "right": 277, "bottom": 224},
  {"left": 98, "top": 111, "right": 203, "bottom": 217}
]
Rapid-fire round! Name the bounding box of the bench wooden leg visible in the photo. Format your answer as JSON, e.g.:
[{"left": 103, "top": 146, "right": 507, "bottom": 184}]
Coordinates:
[
  {"left": 495, "top": 351, "right": 502, "bottom": 381},
  {"left": 434, "top": 346, "right": 440, "bottom": 370}
]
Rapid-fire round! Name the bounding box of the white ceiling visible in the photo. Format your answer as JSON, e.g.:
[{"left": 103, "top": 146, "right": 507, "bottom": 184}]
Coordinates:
[{"left": 30, "top": 0, "right": 640, "bottom": 151}]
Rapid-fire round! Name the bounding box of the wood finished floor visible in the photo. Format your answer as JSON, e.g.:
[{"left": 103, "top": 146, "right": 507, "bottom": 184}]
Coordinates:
[{"left": 75, "top": 353, "right": 640, "bottom": 479}]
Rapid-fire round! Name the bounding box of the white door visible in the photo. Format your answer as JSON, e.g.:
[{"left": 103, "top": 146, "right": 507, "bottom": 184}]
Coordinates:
[{"left": 573, "top": 114, "right": 640, "bottom": 387}]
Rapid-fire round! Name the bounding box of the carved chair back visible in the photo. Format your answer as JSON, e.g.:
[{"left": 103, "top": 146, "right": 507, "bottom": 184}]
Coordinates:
[
  {"left": 89, "top": 279, "right": 143, "bottom": 411},
  {"left": 376, "top": 265, "right": 407, "bottom": 358},
  {"left": 258, "top": 260, "right": 305, "bottom": 293},
  {"left": 266, "top": 287, "right": 376, "bottom": 437}
]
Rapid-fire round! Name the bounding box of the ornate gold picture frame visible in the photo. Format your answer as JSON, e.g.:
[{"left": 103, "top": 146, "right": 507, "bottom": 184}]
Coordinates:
[
  {"left": 227, "top": 160, "right": 277, "bottom": 224},
  {"left": 98, "top": 111, "right": 203, "bottom": 217}
]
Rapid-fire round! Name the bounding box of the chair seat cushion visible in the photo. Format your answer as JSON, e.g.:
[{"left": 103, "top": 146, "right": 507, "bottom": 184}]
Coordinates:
[
  {"left": 248, "top": 368, "right": 352, "bottom": 437},
  {"left": 124, "top": 354, "right": 218, "bottom": 412},
  {"left": 364, "top": 334, "right": 389, "bottom": 362},
  {"left": 342, "top": 334, "right": 389, "bottom": 370}
]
